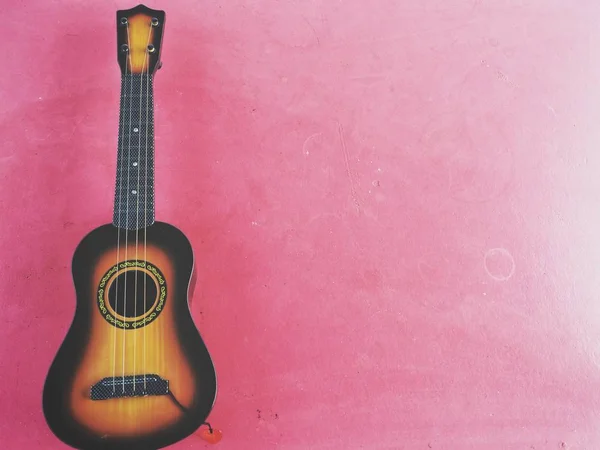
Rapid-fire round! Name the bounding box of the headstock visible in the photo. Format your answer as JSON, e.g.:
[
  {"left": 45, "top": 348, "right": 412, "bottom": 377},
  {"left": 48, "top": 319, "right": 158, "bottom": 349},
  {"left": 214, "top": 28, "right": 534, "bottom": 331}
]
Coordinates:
[{"left": 116, "top": 4, "right": 165, "bottom": 75}]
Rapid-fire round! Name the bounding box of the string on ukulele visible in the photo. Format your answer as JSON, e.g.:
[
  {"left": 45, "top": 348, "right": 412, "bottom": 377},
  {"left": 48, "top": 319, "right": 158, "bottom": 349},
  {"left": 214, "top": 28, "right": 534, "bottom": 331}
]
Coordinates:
[
  {"left": 112, "top": 20, "right": 131, "bottom": 394},
  {"left": 133, "top": 22, "right": 154, "bottom": 392},
  {"left": 142, "top": 27, "right": 153, "bottom": 392},
  {"left": 121, "top": 22, "right": 135, "bottom": 394},
  {"left": 113, "top": 18, "right": 155, "bottom": 396},
  {"left": 120, "top": 21, "right": 153, "bottom": 394}
]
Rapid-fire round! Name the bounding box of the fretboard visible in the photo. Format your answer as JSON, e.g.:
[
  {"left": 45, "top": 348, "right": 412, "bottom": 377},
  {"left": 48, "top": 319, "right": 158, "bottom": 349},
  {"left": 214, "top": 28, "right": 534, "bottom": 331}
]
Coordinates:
[{"left": 113, "top": 74, "right": 155, "bottom": 229}]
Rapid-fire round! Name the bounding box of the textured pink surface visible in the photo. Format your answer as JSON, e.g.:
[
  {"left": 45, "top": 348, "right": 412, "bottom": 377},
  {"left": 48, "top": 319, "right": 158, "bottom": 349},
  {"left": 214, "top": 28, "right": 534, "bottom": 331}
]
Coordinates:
[{"left": 2, "top": 1, "right": 600, "bottom": 449}]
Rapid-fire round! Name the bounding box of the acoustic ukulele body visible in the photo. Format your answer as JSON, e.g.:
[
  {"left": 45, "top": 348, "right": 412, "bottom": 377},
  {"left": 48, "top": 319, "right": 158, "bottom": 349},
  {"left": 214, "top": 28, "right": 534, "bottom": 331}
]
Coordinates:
[
  {"left": 43, "top": 6, "right": 217, "bottom": 449},
  {"left": 43, "top": 222, "right": 217, "bottom": 450}
]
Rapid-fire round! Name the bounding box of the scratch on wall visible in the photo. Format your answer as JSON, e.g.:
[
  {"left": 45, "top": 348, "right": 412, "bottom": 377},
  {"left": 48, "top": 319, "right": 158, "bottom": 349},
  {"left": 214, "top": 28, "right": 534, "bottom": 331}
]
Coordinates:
[{"left": 337, "top": 122, "right": 361, "bottom": 212}]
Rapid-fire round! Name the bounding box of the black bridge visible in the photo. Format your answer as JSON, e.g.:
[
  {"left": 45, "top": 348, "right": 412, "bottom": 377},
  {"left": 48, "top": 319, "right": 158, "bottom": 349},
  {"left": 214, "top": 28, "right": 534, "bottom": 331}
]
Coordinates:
[{"left": 90, "top": 374, "right": 169, "bottom": 400}]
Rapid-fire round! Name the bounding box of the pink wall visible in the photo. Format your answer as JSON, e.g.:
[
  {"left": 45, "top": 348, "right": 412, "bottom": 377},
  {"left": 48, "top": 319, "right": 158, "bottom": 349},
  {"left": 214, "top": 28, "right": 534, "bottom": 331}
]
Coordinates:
[{"left": 2, "top": 0, "right": 600, "bottom": 448}]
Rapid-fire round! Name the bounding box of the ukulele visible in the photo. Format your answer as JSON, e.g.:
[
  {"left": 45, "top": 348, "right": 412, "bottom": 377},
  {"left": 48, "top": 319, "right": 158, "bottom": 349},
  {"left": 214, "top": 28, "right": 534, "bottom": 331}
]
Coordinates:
[{"left": 43, "top": 5, "right": 217, "bottom": 449}]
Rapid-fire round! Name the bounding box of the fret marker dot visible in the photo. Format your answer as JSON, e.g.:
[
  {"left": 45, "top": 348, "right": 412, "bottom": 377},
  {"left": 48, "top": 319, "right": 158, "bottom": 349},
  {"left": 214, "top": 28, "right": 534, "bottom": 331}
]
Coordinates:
[
  {"left": 132, "top": 190, "right": 138, "bottom": 194},
  {"left": 133, "top": 162, "right": 138, "bottom": 166},
  {"left": 133, "top": 127, "right": 139, "bottom": 132}
]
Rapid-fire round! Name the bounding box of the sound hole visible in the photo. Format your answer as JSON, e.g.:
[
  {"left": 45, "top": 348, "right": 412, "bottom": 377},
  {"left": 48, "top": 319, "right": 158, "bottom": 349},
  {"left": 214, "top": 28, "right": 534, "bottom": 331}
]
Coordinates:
[{"left": 107, "top": 270, "right": 157, "bottom": 319}]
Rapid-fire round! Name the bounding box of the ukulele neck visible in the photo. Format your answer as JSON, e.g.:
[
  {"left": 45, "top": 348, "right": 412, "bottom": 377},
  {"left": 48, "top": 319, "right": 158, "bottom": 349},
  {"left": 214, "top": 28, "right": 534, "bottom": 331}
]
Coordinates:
[{"left": 112, "top": 73, "right": 156, "bottom": 230}]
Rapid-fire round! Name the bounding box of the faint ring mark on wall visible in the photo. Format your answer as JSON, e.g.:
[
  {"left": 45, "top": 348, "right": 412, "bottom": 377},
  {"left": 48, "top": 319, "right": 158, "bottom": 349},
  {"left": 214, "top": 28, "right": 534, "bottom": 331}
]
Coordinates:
[{"left": 484, "top": 248, "right": 515, "bottom": 281}]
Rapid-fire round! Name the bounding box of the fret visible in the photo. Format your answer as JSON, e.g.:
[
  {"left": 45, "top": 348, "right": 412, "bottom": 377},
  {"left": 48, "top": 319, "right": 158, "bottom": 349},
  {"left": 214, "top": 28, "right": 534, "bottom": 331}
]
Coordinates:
[
  {"left": 117, "top": 125, "right": 153, "bottom": 130},
  {"left": 115, "top": 176, "right": 153, "bottom": 180},
  {"left": 116, "top": 155, "right": 153, "bottom": 160},
  {"left": 115, "top": 197, "right": 154, "bottom": 201},
  {"left": 115, "top": 162, "right": 153, "bottom": 168},
  {"left": 121, "top": 91, "right": 152, "bottom": 97},
  {"left": 114, "top": 192, "right": 154, "bottom": 196},
  {"left": 116, "top": 154, "right": 153, "bottom": 158},
  {"left": 113, "top": 207, "right": 155, "bottom": 213},
  {"left": 114, "top": 180, "right": 154, "bottom": 186},
  {"left": 115, "top": 209, "right": 152, "bottom": 215},
  {"left": 116, "top": 143, "right": 154, "bottom": 148},
  {"left": 116, "top": 151, "right": 153, "bottom": 155},
  {"left": 118, "top": 128, "right": 153, "bottom": 134},
  {"left": 119, "top": 115, "right": 153, "bottom": 120},
  {"left": 114, "top": 206, "right": 154, "bottom": 211},
  {"left": 120, "top": 89, "right": 153, "bottom": 96},
  {"left": 115, "top": 158, "right": 153, "bottom": 162},
  {"left": 117, "top": 124, "right": 153, "bottom": 130},
  {"left": 115, "top": 161, "right": 152, "bottom": 165},
  {"left": 117, "top": 114, "right": 153, "bottom": 120},
  {"left": 114, "top": 170, "right": 154, "bottom": 175},
  {"left": 112, "top": 214, "right": 155, "bottom": 221},
  {"left": 114, "top": 183, "right": 154, "bottom": 187},
  {"left": 115, "top": 185, "right": 154, "bottom": 189},
  {"left": 115, "top": 167, "right": 152, "bottom": 172},
  {"left": 119, "top": 107, "right": 153, "bottom": 112},
  {"left": 117, "top": 144, "right": 154, "bottom": 148},
  {"left": 113, "top": 74, "right": 155, "bottom": 230},
  {"left": 119, "top": 135, "right": 153, "bottom": 141},
  {"left": 114, "top": 184, "right": 154, "bottom": 188},
  {"left": 113, "top": 201, "right": 155, "bottom": 206},
  {"left": 117, "top": 165, "right": 151, "bottom": 171}
]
